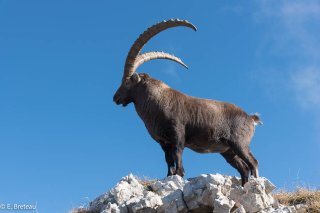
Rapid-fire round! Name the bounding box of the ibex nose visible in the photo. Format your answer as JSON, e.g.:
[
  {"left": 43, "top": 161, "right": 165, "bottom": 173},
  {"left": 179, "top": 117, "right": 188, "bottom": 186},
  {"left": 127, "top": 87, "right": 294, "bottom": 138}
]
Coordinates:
[{"left": 113, "top": 93, "right": 121, "bottom": 105}]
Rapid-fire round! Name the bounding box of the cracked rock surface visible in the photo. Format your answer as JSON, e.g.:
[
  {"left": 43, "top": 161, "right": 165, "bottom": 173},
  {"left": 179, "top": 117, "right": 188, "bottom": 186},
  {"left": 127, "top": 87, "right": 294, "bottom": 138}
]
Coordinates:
[{"left": 88, "top": 174, "right": 297, "bottom": 213}]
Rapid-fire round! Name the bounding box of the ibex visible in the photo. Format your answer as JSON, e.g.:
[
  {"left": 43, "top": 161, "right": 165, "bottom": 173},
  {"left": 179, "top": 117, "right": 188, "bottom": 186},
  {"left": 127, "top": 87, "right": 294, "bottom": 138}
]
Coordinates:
[{"left": 113, "top": 19, "right": 261, "bottom": 186}]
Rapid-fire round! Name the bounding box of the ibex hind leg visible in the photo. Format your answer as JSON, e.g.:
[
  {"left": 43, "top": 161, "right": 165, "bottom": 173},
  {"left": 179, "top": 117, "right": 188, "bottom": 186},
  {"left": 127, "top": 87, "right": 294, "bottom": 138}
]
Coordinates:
[
  {"left": 228, "top": 141, "right": 259, "bottom": 178},
  {"left": 221, "top": 149, "right": 250, "bottom": 186},
  {"left": 249, "top": 151, "right": 259, "bottom": 177}
]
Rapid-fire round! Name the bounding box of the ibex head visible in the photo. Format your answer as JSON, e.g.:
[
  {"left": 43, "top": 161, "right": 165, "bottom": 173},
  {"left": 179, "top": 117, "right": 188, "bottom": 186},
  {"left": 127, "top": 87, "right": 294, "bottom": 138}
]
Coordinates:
[{"left": 113, "top": 19, "right": 196, "bottom": 107}]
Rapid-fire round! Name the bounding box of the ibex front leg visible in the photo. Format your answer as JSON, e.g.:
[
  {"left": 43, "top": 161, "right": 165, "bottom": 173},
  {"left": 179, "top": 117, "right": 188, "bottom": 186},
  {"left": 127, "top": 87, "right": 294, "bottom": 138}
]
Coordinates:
[
  {"left": 173, "top": 145, "right": 185, "bottom": 177},
  {"left": 160, "top": 123, "right": 185, "bottom": 177},
  {"left": 172, "top": 124, "right": 185, "bottom": 177},
  {"left": 161, "top": 143, "right": 176, "bottom": 176}
]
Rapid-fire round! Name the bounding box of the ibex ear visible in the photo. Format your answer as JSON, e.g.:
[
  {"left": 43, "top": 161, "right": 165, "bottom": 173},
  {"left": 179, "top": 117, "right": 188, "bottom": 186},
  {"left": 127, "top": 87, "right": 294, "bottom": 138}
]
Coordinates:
[{"left": 130, "top": 73, "right": 141, "bottom": 84}]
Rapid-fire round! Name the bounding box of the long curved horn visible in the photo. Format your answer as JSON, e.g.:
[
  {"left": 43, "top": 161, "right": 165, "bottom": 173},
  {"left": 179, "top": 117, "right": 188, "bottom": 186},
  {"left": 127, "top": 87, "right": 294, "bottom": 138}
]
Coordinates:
[
  {"left": 123, "top": 19, "right": 196, "bottom": 81},
  {"left": 133, "top": 51, "right": 188, "bottom": 72}
]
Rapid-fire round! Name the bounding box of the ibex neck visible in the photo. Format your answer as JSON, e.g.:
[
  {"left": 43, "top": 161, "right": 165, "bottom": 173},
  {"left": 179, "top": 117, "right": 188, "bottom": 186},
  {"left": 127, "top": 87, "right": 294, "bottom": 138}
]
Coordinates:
[{"left": 133, "top": 80, "right": 170, "bottom": 126}]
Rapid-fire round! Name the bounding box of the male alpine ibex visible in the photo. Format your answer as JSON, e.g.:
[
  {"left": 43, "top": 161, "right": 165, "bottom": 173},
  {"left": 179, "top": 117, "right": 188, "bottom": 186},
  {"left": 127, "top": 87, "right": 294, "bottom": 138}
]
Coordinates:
[{"left": 113, "top": 19, "right": 261, "bottom": 186}]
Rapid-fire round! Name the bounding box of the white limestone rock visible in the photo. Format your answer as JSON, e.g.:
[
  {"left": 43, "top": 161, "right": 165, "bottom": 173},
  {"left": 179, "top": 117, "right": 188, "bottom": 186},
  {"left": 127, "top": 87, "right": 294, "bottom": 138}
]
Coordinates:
[
  {"left": 160, "top": 189, "right": 188, "bottom": 213},
  {"left": 88, "top": 173, "right": 298, "bottom": 213},
  {"left": 150, "top": 175, "right": 185, "bottom": 197},
  {"left": 101, "top": 203, "right": 120, "bottom": 213},
  {"left": 212, "top": 192, "right": 234, "bottom": 213},
  {"left": 230, "top": 177, "right": 277, "bottom": 213},
  {"left": 132, "top": 191, "right": 162, "bottom": 213},
  {"left": 111, "top": 174, "right": 145, "bottom": 205}
]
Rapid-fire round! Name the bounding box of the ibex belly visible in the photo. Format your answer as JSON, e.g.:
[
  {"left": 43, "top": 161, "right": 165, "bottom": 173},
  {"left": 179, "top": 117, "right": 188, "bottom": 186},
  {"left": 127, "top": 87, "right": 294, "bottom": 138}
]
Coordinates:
[{"left": 185, "top": 138, "right": 229, "bottom": 154}]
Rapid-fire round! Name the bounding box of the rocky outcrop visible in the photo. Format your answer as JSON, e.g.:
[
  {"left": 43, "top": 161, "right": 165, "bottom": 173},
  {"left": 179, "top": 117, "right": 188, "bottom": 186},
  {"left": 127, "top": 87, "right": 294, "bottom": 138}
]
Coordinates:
[{"left": 88, "top": 174, "right": 297, "bottom": 213}]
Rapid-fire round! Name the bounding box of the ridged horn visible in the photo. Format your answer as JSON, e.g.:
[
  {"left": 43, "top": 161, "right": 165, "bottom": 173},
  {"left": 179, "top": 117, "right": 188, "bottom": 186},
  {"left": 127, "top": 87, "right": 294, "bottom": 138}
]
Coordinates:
[
  {"left": 133, "top": 51, "right": 188, "bottom": 72},
  {"left": 123, "top": 19, "right": 197, "bottom": 81}
]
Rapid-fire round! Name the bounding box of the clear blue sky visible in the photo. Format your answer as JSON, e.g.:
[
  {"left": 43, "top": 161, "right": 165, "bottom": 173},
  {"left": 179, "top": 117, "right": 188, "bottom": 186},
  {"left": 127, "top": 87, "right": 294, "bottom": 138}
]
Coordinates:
[{"left": 1, "top": 1, "right": 319, "bottom": 212}]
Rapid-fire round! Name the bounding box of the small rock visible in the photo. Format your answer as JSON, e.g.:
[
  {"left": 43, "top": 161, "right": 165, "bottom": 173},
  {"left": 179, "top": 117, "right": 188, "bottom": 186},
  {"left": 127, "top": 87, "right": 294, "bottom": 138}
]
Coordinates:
[
  {"left": 151, "top": 175, "right": 185, "bottom": 197},
  {"left": 111, "top": 174, "right": 145, "bottom": 205},
  {"left": 212, "top": 192, "right": 234, "bottom": 213},
  {"left": 132, "top": 192, "right": 162, "bottom": 213},
  {"left": 102, "top": 203, "right": 120, "bottom": 213}
]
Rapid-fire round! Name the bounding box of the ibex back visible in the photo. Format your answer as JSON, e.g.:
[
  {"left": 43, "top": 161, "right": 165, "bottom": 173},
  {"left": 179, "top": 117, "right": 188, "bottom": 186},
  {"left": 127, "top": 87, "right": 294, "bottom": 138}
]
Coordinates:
[{"left": 113, "top": 19, "right": 262, "bottom": 186}]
